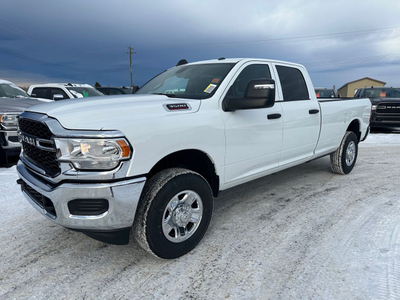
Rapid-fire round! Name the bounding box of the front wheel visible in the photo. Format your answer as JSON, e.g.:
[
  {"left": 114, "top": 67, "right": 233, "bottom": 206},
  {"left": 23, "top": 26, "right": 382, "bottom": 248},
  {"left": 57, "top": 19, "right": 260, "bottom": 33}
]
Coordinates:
[
  {"left": 330, "top": 131, "right": 358, "bottom": 174},
  {"left": 133, "top": 168, "right": 214, "bottom": 259}
]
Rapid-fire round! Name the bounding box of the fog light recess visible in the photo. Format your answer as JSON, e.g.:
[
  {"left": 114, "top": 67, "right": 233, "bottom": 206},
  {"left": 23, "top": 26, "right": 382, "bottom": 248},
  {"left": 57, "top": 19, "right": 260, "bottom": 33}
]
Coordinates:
[{"left": 68, "top": 199, "right": 109, "bottom": 216}]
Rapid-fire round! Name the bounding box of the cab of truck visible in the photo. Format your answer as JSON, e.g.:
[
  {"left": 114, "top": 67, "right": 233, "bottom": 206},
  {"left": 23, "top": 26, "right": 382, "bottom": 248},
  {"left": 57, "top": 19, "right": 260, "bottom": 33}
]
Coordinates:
[{"left": 28, "top": 83, "right": 104, "bottom": 100}]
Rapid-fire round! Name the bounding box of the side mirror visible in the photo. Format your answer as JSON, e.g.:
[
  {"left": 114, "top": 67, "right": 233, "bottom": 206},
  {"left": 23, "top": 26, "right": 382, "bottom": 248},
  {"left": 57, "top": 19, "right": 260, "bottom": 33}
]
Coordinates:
[
  {"left": 53, "top": 94, "right": 64, "bottom": 101},
  {"left": 223, "top": 79, "right": 275, "bottom": 111}
]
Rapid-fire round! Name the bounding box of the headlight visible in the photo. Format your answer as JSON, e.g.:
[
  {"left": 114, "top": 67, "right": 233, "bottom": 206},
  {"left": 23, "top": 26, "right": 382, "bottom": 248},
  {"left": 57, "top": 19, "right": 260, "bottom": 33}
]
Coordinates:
[
  {"left": 54, "top": 138, "right": 131, "bottom": 170},
  {"left": 0, "top": 113, "right": 19, "bottom": 127},
  {"left": 371, "top": 105, "right": 377, "bottom": 111}
]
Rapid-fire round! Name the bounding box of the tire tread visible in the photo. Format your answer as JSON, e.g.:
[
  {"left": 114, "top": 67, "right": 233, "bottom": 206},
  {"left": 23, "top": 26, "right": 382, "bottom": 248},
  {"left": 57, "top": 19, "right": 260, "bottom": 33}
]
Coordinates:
[
  {"left": 133, "top": 168, "right": 212, "bottom": 258},
  {"left": 330, "top": 131, "right": 358, "bottom": 175}
]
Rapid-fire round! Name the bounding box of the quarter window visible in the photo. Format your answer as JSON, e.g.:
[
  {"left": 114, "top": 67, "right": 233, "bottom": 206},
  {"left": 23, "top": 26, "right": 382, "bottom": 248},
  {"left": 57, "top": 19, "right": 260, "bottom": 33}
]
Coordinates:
[{"left": 276, "top": 66, "right": 309, "bottom": 101}]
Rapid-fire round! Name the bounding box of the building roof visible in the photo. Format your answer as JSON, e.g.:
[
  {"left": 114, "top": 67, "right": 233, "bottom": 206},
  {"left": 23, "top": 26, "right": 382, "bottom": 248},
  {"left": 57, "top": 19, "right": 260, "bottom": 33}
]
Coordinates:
[{"left": 338, "top": 77, "right": 386, "bottom": 91}]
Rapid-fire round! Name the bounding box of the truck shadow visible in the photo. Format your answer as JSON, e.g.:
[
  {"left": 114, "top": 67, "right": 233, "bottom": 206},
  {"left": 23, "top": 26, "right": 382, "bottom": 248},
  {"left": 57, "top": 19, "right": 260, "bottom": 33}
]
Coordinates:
[
  {"left": 370, "top": 127, "right": 400, "bottom": 134},
  {"left": 1, "top": 154, "right": 19, "bottom": 168}
]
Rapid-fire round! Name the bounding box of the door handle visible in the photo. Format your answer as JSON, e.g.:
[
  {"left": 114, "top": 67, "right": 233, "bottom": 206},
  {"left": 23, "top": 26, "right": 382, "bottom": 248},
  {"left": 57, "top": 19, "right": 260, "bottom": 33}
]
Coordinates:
[
  {"left": 267, "top": 113, "right": 282, "bottom": 120},
  {"left": 309, "top": 109, "right": 320, "bottom": 114}
]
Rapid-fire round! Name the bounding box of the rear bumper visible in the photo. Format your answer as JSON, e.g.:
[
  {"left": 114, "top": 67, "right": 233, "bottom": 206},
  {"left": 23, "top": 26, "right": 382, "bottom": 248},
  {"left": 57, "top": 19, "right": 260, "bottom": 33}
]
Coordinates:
[{"left": 17, "top": 160, "right": 146, "bottom": 238}]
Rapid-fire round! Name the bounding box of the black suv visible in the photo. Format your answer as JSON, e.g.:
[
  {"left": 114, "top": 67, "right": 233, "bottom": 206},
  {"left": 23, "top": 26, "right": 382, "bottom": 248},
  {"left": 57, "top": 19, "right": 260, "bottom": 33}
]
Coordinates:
[{"left": 355, "top": 87, "right": 400, "bottom": 128}]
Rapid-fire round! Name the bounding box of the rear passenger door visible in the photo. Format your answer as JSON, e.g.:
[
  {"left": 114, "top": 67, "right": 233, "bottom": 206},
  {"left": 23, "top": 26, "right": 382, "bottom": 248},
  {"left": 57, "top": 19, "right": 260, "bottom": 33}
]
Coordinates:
[{"left": 273, "top": 64, "right": 321, "bottom": 166}]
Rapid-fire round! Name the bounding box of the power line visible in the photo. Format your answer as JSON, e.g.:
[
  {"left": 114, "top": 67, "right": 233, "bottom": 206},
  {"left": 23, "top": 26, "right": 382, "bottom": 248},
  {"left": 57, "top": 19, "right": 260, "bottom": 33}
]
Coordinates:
[
  {"left": 1, "top": 24, "right": 399, "bottom": 78},
  {"left": 304, "top": 52, "right": 400, "bottom": 68},
  {"left": 170, "top": 25, "right": 400, "bottom": 48}
]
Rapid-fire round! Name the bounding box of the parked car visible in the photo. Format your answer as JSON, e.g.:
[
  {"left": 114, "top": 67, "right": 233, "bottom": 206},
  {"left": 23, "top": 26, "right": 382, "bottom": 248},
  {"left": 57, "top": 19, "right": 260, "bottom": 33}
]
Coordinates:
[
  {"left": 315, "top": 87, "right": 336, "bottom": 98},
  {"left": 17, "top": 58, "right": 371, "bottom": 259},
  {"left": 354, "top": 87, "right": 400, "bottom": 128},
  {"left": 28, "top": 83, "right": 103, "bottom": 100},
  {"left": 0, "top": 79, "right": 43, "bottom": 165},
  {"left": 95, "top": 86, "right": 133, "bottom": 95}
]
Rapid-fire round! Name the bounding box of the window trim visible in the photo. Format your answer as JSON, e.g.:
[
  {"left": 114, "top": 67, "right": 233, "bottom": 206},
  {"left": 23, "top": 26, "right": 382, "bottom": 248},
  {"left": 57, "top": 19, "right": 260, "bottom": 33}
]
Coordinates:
[
  {"left": 275, "top": 65, "right": 310, "bottom": 102},
  {"left": 221, "top": 61, "right": 278, "bottom": 102}
]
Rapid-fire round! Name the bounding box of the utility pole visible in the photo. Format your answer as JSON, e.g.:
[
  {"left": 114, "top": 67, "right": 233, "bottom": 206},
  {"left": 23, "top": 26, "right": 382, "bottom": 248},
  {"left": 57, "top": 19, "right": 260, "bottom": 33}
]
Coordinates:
[{"left": 126, "top": 46, "right": 136, "bottom": 88}]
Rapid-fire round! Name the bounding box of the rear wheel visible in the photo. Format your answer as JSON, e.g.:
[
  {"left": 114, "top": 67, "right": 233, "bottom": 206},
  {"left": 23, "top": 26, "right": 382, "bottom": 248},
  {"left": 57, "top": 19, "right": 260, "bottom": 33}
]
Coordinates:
[
  {"left": 133, "top": 168, "right": 214, "bottom": 259},
  {"left": 330, "top": 131, "right": 358, "bottom": 174}
]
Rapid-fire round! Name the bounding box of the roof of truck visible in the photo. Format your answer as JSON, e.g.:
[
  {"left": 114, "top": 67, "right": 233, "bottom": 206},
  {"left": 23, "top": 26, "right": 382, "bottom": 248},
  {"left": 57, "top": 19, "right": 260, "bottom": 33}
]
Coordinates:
[
  {"left": 29, "top": 83, "right": 93, "bottom": 87},
  {"left": 184, "top": 58, "right": 304, "bottom": 68}
]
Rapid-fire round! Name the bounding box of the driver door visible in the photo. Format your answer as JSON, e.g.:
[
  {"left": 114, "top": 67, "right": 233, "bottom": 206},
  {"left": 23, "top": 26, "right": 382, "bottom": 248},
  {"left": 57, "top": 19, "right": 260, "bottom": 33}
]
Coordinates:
[{"left": 221, "top": 62, "right": 283, "bottom": 186}]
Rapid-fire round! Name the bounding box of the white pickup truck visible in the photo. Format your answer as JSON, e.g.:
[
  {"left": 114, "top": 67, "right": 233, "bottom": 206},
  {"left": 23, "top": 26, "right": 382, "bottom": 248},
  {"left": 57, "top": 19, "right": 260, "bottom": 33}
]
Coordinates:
[{"left": 17, "top": 58, "right": 371, "bottom": 259}]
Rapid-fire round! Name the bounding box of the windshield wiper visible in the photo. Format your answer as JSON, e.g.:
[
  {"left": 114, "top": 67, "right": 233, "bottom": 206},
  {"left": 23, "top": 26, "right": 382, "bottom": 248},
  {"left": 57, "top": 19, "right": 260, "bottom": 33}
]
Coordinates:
[{"left": 152, "top": 93, "right": 177, "bottom": 98}]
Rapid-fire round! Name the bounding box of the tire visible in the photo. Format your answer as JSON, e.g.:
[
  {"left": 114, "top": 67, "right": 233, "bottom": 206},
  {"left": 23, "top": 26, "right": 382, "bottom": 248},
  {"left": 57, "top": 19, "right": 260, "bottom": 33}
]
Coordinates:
[
  {"left": 330, "top": 131, "right": 358, "bottom": 174},
  {"left": 133, "top": 168, "right": 214, "bottom": 259}
]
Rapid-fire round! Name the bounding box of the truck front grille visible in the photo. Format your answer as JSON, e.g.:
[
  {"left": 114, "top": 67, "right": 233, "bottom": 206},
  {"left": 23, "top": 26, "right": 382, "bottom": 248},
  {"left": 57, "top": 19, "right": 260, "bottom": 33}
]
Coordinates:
[
  {"left": 19, "top": 118, "right": 52, "bottom": 139},
  {"left": 18, "top": 117, "right": 60, "bottom": 177},
  {"left": 377, "top": 102, "right": 400, "bottom": 114},
  {"left": 20, "top": 180, "right": 57, "bottom": 218}
]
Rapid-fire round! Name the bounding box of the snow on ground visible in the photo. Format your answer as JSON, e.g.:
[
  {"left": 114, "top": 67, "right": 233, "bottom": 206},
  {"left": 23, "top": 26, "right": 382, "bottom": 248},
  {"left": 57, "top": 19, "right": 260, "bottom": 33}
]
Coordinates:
[
  {"left": 363, "top": 132, "right": 400, "bottom": 146},
  {"left": 0, "top": 133, "right": 400, "bottom": 300}
]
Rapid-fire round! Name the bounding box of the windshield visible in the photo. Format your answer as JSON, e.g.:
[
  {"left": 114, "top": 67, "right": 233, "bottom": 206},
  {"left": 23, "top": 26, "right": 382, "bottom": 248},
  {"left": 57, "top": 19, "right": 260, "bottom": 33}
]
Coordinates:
[
  {"left": 66, "top": 86, "right": 104, "bottom": 98},
  {"left": 364, "top": 88, "right": 400, "bottom": 98},
  {"left": 136, "top": 63, "right": 235, "bottom": 99},
  {"left": 315, "top": 89, "right": 335, "bottom": 98},
  {"left": 0, "top": 83, "right": 29, "bottom": 98}
]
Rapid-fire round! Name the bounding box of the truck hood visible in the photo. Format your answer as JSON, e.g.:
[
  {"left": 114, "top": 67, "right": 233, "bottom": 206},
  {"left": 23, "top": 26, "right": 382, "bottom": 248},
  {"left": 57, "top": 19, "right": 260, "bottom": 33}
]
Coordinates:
[
  {"left": 26, "top": 94, "right": 202, "bottom": 130},
  {"left": 0, "top": 97, "right": 43, "bottom": 113}
]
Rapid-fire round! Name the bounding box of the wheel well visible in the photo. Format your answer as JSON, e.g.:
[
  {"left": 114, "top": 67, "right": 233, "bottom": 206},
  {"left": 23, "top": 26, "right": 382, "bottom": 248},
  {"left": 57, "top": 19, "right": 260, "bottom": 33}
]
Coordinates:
[
  {"left": 148, "top": 150, "right": 219, "bottom": 197},
  {"left": 347, "top": 120, "right": 361, "bottom": 141}
]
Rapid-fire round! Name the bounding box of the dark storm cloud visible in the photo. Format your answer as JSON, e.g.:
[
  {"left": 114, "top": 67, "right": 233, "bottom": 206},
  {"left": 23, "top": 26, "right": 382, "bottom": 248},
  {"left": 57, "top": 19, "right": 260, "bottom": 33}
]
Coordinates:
[{"left": 1, "top": 0, "right": 400, "bottom": 89}]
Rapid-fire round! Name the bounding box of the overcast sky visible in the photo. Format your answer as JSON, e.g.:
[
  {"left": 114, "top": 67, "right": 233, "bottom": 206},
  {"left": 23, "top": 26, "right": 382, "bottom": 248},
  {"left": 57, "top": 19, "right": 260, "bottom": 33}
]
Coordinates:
[{"left": 1, "top": 0, "right": 400, "bottom": 91}]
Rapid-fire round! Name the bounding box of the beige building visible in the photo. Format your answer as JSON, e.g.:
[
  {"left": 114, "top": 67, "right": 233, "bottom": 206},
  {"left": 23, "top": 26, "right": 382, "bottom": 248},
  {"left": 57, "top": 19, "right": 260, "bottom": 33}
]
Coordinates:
[{"left": 337, "top": 77, "right": 386, "bottom": 97}]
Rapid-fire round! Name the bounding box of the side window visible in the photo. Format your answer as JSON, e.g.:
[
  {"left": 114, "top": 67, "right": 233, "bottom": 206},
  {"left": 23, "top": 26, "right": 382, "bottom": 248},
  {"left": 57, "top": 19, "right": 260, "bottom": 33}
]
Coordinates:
[
  {"left": 31, "top": 88, "right": 48, "bottom": 98},
  {"left": 354, "top": 89, "right": 362, "bottom": 98},
  {"left": 109, "top": 89, "right": 124, "bottom": 95},
  {"left": 276, "top": 66, "right": 309, "bottom": 101},
  {"left": 228, "top": 64, "right": 271, "bottom": 98},
  {"left": 50, "top": 88, "right": 69, "bottom": 100},
  {"left": 100, "top": 88, "right": 110, "bottom": 95}
]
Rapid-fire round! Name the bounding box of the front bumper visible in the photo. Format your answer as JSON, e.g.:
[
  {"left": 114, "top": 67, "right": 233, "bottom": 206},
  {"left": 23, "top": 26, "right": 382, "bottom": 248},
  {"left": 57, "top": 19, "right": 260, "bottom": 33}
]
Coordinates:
[
  {"left": 0, "top": 129, "right": 21, "bottom": 156},
  {"left": 17, "top": 160, "right": 146, "bottom": 239},
  {"left": 371, "top": 114, "right": 400, "bottom": 128}
]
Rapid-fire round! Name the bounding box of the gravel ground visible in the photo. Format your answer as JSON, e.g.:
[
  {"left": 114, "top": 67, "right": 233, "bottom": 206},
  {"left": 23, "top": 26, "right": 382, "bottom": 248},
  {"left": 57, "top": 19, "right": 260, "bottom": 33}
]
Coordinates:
[{"left": 1, "top": 133, "right": 400, "bottom": 300}]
